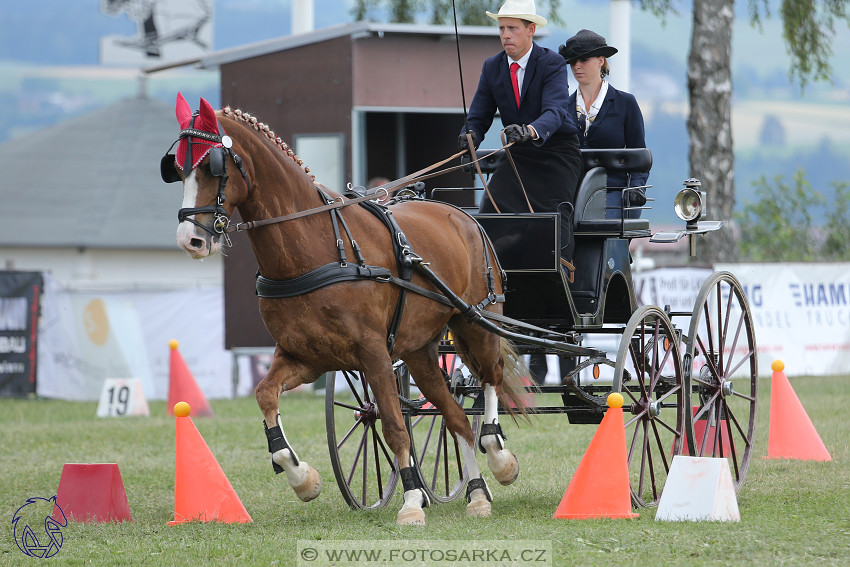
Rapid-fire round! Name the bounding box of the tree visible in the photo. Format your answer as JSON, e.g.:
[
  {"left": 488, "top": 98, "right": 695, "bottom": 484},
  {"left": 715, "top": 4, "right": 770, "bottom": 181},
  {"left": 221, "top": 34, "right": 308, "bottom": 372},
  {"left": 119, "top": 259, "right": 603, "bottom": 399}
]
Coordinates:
[
  {"left": 735, "top": 168, "right": 850, "bottom": 261},
  {"left": 679, "top": 0, "right": 847, "bottom": 263},
  {"left": 735, "top": 169, "right": 824, "bottom": 261}
]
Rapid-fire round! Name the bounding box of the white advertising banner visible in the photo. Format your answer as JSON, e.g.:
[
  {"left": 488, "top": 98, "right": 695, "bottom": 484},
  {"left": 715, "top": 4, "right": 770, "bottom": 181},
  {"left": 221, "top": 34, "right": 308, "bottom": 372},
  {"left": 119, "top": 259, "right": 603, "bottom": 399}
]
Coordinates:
[
  {"left": 716, "top": 262, "right": 850, "bottom": 377},
  {"left": 37, "top": 275, "right": 240, "bottom": 401}
]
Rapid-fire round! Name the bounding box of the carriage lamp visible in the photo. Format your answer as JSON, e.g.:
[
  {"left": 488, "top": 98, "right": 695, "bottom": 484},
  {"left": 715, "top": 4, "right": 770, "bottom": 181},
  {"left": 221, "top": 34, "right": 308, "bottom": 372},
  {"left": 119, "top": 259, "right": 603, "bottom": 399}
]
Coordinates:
[{"left": 674, "top": 178, "right": 706, "bottom": 229}]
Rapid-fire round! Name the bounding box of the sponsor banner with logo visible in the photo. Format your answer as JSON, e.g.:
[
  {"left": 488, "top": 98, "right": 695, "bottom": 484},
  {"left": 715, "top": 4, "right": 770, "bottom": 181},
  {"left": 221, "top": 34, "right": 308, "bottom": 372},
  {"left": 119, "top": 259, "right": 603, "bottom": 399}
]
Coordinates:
[
  {"left": 0, "top": 271, "right": 43, "bottom": 397},
  {"left": 36, "top": 274, "right": 241, "bottom": 401},
  {"left": 716, "top": 263, "right": 850, "bottom": 377}
]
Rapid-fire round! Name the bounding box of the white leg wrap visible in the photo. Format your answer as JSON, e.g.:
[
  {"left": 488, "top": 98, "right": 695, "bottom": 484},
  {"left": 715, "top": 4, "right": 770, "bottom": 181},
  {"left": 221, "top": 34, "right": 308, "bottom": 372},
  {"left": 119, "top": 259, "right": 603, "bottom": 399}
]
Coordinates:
[
  {"left": 273, "top": 449, "right": 308, "bottom": 486},
  {"left": 480, "top": 385, "right": 519, "bottom": 486},
  {"left": 458, "top": 437, "right": 491, "bottom": 517},
  {"left": 397, "top": 489, "right": 426, "bottom": 526}
]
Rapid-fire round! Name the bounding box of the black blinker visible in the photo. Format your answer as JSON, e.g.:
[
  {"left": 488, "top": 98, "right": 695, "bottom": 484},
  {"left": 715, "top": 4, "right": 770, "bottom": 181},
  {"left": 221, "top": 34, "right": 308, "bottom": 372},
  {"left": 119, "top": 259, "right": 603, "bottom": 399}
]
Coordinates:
[
  {"left": 209, "top": 147, "right": 226, "bottom": 177},
  {"left": 160, "top": 154, "right": 181, "bottom": 183}
]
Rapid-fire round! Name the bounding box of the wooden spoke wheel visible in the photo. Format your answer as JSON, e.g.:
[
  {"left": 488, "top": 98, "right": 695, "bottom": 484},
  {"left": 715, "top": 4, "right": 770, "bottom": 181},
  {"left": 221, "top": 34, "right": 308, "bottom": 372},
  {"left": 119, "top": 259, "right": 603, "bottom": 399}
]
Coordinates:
[
  {"left": 614, "top": 305, "right": 686, "bottom": 508},
  {"left": 402, "top": 343, "right": 480, "bottom": 504},
  {"left": 683, "top": 271, "right": 758, "bottom": 492},
  {"left": 325, "top": 369, "right": 400, "bottom": 510}
]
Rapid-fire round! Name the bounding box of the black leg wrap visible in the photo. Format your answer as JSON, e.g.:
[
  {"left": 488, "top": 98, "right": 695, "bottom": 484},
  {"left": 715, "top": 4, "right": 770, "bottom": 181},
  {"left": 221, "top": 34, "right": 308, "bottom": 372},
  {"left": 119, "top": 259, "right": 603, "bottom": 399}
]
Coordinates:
[
  {"left": 264, "top": 419, "right": 298, "bottom": 474},
  {"left": 478, "top": 421, "right": 506, "bottom": 454},
  {"left": 400, "top": 466, "right": 430, "bottom": 508},
  {"left": 465, "top": 477, "right": 492, "bottom": 504}
]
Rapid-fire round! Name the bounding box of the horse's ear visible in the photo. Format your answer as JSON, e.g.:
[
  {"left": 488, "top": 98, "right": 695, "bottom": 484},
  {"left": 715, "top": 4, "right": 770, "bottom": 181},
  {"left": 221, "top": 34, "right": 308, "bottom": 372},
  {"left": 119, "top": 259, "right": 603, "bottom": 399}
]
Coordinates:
[
  {"left": 175, "top": 92, "right": 192, "bottom": 125},
  {"left": 199, "top": 97, "right": 217, "bottom": 126}
]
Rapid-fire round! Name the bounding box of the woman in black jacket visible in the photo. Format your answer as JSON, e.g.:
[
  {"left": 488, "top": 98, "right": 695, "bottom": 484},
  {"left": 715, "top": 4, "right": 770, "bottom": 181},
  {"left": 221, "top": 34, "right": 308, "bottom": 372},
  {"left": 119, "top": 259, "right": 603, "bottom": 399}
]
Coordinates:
[{"left": 559, "top": 29, "right": 648, "bottom": 219}]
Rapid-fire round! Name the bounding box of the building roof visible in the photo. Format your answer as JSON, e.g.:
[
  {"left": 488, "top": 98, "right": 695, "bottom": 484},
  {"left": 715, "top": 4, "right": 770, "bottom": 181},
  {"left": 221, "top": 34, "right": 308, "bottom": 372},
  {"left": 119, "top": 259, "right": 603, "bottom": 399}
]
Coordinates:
[
  {"left": 143, "top": 21, "right": 546, "bottom": 73},
  {"left": 0, "top": 95, "right": 186, "bottom": 249}
]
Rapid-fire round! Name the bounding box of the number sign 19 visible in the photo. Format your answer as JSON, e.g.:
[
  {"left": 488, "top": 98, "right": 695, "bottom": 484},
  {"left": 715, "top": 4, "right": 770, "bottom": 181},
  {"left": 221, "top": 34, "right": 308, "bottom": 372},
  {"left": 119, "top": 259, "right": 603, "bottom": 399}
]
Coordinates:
[{"left": 96, "top": 378, "right": 150, "bottom": 417}]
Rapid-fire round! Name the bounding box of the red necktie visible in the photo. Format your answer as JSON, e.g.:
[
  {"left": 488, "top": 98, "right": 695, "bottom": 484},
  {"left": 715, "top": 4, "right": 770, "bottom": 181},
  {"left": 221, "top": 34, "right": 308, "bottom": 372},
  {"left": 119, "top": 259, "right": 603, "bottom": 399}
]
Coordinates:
[{"left": 510, "top": 62, "right": 520, "bottom": 108}]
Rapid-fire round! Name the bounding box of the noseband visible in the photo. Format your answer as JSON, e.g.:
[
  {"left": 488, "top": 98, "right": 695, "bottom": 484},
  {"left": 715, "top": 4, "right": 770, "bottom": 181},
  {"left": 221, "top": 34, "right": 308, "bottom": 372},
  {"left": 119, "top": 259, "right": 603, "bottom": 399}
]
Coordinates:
[{"left": 160, "top": 114, "right": 251, "bottom": 244}]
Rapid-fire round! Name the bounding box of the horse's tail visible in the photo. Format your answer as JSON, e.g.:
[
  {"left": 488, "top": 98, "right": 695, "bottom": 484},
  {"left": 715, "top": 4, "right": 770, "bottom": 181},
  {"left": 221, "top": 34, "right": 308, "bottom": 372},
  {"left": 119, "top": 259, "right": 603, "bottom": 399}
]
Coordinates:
[{"left": 497, "top": 338, "right": 537, "bottom": 423}]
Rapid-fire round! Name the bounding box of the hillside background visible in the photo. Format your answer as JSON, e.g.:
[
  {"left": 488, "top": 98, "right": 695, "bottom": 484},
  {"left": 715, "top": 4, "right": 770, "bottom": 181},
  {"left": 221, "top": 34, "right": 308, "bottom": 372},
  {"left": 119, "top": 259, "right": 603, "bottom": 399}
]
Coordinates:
[{"left": 1, "top": 0, "right": 848, "bottom": 224}]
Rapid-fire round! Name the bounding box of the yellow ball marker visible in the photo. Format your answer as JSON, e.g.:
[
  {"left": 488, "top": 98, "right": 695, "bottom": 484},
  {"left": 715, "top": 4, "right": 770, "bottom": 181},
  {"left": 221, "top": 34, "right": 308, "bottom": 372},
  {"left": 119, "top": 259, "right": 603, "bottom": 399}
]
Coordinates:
[
  {"left": 607, "top": 392, "right": 624, "bottom": 408},
  {"left": 173, "top": 401, "right": 191, "bottom": 417}
]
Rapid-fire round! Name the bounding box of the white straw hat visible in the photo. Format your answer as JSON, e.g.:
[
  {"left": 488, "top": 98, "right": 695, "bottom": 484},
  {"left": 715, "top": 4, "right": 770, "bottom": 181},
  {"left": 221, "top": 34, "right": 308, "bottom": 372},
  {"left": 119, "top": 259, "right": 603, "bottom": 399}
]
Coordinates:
[{"left": 486, "top": 0, "right": 548, "bottom": 27}]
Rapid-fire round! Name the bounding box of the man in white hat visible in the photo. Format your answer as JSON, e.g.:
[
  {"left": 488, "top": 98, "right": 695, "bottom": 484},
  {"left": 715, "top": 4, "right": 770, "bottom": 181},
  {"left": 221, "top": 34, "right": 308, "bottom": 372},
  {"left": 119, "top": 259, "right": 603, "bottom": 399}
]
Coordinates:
[{"left": 460, "top": 0, "right": 581, "bottom": 272}]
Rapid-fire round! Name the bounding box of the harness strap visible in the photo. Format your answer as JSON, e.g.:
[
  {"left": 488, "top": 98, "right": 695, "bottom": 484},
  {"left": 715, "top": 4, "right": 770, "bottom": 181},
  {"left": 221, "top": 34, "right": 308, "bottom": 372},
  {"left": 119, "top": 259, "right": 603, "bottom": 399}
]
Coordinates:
[
  {"left": 256, "top": 264, "right": 392, "bottom": 298},
  {"left": 357, "top": 201, "right": 413, "bottom": 353}
]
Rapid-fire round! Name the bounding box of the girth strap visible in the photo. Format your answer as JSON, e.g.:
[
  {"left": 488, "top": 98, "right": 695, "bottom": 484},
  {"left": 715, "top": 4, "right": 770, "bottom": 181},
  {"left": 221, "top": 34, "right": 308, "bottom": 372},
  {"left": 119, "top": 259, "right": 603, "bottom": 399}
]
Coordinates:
[{"left": 256, "top": 264, "right": 392, "bottom": 298}]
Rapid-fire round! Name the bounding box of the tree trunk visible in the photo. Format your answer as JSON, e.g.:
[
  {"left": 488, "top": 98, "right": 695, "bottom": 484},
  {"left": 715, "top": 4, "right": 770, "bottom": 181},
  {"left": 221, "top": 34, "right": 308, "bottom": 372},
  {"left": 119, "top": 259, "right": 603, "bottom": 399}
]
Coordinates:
[{"left": 688, "top": 0, "right": 736, "bottom": 263}]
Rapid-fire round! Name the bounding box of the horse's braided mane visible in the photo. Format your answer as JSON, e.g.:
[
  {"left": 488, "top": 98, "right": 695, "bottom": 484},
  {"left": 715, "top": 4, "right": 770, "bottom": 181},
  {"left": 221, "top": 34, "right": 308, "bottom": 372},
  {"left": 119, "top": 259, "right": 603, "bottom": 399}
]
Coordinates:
[{"left": 222, "top": 106, "right": 316, "bottom": 181}]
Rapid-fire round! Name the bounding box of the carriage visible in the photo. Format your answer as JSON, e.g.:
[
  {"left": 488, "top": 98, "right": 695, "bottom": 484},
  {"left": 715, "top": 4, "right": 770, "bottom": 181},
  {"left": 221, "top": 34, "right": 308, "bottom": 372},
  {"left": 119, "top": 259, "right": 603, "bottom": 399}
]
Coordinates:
[
  {"left": 163, "top": 95, "right": 757, "bottom": 524},
  {"left": 325, "top": 147, "right": 758, "bottom": 511}
]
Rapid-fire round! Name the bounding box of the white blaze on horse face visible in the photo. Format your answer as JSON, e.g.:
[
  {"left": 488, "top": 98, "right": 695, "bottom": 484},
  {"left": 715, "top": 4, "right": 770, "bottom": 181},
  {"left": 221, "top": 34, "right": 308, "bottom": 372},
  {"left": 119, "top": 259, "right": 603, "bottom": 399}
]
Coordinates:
[{"left": 175, "top": 169, "right": 221, "bottom": 258}]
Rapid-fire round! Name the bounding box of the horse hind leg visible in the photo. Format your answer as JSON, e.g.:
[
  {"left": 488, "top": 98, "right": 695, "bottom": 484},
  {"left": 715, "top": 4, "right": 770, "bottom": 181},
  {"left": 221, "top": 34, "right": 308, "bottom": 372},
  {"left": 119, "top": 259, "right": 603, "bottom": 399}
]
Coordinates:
[
  {"left": 451, "top": 326, "right": 525, "bottom": 487},
  {"left": 255, "top": 348, "right": 322, "bottom": 502}
]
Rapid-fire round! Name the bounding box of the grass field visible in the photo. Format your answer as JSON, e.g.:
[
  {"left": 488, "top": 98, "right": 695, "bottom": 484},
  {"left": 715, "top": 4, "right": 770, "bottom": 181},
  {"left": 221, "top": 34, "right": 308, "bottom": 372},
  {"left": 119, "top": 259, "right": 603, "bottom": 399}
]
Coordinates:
[{"left": 1, "top": 375, "right": 847, "bottom": 566}]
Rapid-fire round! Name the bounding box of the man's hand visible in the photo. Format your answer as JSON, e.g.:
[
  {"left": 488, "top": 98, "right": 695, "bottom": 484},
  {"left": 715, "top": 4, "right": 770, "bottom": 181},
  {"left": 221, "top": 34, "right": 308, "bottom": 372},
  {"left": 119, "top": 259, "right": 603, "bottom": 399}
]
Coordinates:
[
  {"left": 503, "top": 124, "right": 533, "bottom": 145},
  {"left": 458, "top": 130, "right": 478, "bottom": 151}
]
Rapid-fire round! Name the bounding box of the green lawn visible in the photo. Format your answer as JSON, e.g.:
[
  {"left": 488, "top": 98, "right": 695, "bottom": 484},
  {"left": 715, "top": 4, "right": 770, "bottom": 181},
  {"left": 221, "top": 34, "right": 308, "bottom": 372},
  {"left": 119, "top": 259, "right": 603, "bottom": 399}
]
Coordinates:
[{"left": 1, "top": 375, "right": 846, "bottom": 566}]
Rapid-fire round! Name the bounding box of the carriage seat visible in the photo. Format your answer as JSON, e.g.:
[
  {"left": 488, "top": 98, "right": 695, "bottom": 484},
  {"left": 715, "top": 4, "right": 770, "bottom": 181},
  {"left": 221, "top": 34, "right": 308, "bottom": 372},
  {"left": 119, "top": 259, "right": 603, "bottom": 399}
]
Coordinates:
[{"left": 574, "top": 148, "right": 652, "bottom": 236}]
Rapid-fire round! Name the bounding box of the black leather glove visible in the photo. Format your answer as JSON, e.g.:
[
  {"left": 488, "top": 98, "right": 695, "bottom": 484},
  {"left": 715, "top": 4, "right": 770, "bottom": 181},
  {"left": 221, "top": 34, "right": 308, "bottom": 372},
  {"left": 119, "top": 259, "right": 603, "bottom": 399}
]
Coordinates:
[
  {"left": 624, "top": 188, "right": 647, "bottom": 208},
  {"left": 458, "top": 130, "right": 478, "bottom": 151},
  {"left": 503, "top": 124, "right": 533, "bottom": 145}
]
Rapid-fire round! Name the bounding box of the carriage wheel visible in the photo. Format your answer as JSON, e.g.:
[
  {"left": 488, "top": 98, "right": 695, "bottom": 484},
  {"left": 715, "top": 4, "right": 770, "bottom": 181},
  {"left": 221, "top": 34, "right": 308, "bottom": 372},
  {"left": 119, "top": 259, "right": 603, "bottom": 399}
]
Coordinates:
[
  {"left": 683, "top": 271, "right": 758, "bottom": 492},
  {"left": 325, "top": 369, "right": 401, "bottom": 510},
  {"left": 614, "top": 305, "right": 686, "bottom": 508},
  {"left": 402, "top": 343, "right": 480, "bottom": 504}
]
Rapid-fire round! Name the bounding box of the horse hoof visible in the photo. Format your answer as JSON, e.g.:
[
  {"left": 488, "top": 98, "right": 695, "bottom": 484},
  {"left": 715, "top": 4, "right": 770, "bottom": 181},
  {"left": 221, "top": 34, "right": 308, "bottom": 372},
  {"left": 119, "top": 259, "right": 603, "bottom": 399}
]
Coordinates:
[
  {"left": 293, "top": 464, "right": 322, "bottom": 502},
  {"left": 466, "top": 498, "right": 492, "bottom": 518},
  {"left": 397, "top": 506, "right": 426, "bottom": 526},
  {"left": 492, "top": 452, "right": 519, "bottom": 486}
]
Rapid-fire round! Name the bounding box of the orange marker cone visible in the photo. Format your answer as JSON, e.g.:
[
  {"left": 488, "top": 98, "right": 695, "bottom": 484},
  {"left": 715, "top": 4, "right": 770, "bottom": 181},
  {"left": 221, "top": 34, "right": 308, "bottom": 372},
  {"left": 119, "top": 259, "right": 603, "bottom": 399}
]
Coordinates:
[
  {"left": 54, "top": 463, "right": 133, "bottom": 523},
  {"left": 553, "top": 393, "right": 638, "bottom": 519},
  {"left": 168, "top": 340, "right": 213, "bottom": 417},
  {"left": 765, "top": 360, "right": 831, "bottom": 461},
  {"left": 168, "top": 402, "right": 252, "bottom": 525}
]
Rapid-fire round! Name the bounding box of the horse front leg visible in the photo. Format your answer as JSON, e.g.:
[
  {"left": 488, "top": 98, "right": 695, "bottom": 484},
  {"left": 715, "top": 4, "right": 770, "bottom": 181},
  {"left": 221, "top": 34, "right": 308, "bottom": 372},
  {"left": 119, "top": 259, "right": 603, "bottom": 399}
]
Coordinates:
[{"left": 255, "top": 347, "right": 322, "bottom": 502}]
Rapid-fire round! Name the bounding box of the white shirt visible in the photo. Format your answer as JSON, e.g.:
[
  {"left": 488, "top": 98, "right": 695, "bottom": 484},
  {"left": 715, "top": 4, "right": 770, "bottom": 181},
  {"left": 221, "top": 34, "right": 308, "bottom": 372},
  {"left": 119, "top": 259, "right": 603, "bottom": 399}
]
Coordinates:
[
  {"left": 576, "top": 80, "right": 609, "bottom": 128},
  {"left": 508, "top": 49, "right": 533, "bottom": 93}
]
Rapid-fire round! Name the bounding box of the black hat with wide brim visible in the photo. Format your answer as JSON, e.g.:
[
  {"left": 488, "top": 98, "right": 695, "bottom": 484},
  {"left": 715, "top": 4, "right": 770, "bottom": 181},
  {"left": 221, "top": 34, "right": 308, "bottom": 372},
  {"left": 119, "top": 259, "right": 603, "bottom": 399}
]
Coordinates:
[{"left": 559, "top": 29, "right": 618, "bottom": 63}]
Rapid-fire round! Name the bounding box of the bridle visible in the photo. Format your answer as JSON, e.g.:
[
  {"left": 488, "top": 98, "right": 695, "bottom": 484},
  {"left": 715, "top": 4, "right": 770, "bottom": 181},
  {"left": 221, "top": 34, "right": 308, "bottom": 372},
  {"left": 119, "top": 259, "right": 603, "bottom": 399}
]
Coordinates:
[{"left": 160, "top": 113, "right": 251, "bottom": 244}]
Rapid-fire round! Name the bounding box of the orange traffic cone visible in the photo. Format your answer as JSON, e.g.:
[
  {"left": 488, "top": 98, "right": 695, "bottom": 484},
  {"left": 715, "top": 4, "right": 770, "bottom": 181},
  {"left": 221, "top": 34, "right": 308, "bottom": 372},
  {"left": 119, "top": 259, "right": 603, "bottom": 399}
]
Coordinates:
[
  {"left": 168, "top": 402, "right": 252, "bottom": 525},
  {"left": 54, "top": 463, "right": 133, "bottom": 523},
  {"left": 765, "top": 360, "right": 831, "bottom": 461},
  {"left": 553, "top": 393, "right": 638, "bottom": 519},
  {"left": 168, "top": 340, "right": 213, "bottom": 417}
]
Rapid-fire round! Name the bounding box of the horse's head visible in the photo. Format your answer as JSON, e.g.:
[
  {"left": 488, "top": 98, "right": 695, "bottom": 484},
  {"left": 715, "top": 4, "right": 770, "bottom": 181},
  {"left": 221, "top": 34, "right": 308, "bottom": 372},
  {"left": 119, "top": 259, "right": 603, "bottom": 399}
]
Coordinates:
[{"left": 161, "top": 93, "right": 250, "bottom": 259}]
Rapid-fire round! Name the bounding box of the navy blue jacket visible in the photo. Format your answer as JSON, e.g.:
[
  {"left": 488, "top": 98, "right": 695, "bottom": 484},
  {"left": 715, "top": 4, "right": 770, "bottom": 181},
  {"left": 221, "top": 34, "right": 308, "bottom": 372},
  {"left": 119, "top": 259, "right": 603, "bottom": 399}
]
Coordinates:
[
  {"left": 569, "top": 85, "right": 648, "bottom": 188},
  {"left": 463, "top": 43, "right": 577, "bottom": 146}
]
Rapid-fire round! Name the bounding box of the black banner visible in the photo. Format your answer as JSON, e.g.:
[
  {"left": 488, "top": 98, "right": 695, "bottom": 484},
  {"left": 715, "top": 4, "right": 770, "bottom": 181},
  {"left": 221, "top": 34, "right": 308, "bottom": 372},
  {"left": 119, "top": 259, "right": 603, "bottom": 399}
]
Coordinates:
[{"left": 0, "top": 271, "right": 43, "bottom": 397}]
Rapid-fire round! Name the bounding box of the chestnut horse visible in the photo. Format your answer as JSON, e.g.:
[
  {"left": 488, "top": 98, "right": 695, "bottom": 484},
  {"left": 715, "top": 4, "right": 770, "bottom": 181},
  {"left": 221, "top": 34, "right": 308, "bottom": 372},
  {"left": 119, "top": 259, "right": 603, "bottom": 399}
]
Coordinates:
[{"left": 162, "top": 94, "right": 531, "bottom": 525}]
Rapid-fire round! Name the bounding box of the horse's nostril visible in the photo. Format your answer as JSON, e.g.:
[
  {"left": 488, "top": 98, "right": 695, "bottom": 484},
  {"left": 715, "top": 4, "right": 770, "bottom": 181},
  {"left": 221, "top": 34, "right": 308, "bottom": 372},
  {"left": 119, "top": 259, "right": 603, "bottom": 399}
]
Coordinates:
[{"left": 190, "top": 238, "right": 205, "bottom": 250}]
